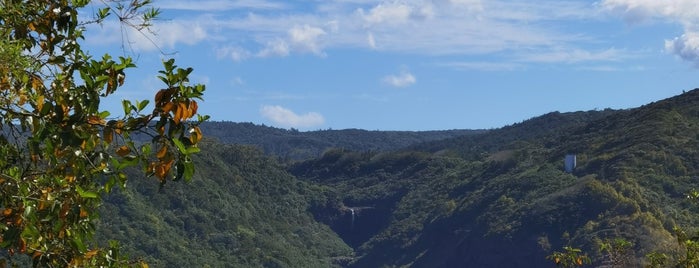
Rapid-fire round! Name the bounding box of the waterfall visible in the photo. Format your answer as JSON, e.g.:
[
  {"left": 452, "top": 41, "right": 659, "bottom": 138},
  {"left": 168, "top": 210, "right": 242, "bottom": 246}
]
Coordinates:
[{"left": 350, "top": 208, "right": 355, "bottom": 230}]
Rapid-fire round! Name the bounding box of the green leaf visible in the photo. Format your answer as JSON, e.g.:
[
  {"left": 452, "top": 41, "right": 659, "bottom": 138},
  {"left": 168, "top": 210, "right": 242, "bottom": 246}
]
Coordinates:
[
  {"left": 72, "top": 235, "right": 87, "bottom": 253},
  {"left": 97, "top": 7, "right": 110, "bottom": 20},
  {"left": 76, "top": 185, "right": 98, "bottom": 199},
  {"left": 122, "top": 99, "right": 133, "bottom": 115},
  {"left": 183, "top": 161, "right": 195, "bottom": 182},
  {"left": 141, "top": 143, "right": 152, "bottom": 155},
  {"left": 137, "top": 100, "right": 150, "bottom": 111},
  {"left": 186, "top": 146, "right": 200, "bottom": 154},
  {"left": 172, "top": 138, "right": 186, "bottom": 154}
]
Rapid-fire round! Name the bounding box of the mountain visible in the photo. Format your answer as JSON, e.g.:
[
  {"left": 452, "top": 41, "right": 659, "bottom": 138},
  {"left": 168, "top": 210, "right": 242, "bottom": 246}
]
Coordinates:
[
  {"left": 291, "top": 89, "right": 699, "bottom": 267},
  {"left": 96, "top": 88, "right": 699, "bottom": 267},
  {"left": 200, "top": 121, "right": 483, "bottom": 160}
]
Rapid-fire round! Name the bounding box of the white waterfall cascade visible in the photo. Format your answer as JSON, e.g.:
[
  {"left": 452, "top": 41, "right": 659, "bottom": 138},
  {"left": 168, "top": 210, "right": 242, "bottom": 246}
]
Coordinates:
[{"left": 350, "top": 208, "right": 355, "bottom": 230}]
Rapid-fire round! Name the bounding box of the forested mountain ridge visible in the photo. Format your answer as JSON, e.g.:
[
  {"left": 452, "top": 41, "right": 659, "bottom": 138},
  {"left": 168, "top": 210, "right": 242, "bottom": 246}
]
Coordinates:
[
  {"left": 95, "top": 89, "right": 699, "bottom": 267},
  {"left": 200, "top": 121, "right": 483, "bottom": 160},
  {"left": 292, "top": 88, "right": 699, "bottom": 267}
]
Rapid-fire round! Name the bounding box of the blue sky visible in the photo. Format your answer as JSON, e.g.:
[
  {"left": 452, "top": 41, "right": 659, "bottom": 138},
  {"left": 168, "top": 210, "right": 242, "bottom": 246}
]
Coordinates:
[{"left": 86, "top": 0, "right": 699, "bottom": 131}]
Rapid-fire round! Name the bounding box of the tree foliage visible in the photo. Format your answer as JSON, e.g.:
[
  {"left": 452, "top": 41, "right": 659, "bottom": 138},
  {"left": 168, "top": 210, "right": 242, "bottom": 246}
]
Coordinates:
[
  {"left": 547, "top": 246, "right": 591, "bottom": 267},
  {"left": 0, "top": 0, "right": 206, "bottom": 266}
]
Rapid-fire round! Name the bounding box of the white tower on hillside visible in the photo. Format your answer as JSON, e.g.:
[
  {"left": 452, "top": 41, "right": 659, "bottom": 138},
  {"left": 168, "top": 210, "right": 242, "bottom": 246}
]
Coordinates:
[{"left": 564, "top": 154, "right": 576, "bottom": 173}]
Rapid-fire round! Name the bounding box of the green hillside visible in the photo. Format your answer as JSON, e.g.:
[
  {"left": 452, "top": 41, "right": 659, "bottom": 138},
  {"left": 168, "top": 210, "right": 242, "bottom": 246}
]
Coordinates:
[
  {"left": 96, "top": 141, "right": 352, "bottom": 267},
  {"left": 292, "top": 89, "right": 699, "bottom": 267},
  {"left": 96, "top": 89, "right": 699, "bottom": 267}
]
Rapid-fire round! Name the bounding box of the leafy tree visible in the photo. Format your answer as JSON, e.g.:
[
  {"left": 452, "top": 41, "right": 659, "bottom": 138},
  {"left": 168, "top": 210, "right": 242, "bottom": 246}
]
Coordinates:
[
  {"left": 547, "top": 246, "right": 591, "bottom": 267},
  {"left": 597, "top": 238, "right": 633, "bottom": 267},
  {"left": 0, "top": 0, "right": 206, "bottom": 266}
]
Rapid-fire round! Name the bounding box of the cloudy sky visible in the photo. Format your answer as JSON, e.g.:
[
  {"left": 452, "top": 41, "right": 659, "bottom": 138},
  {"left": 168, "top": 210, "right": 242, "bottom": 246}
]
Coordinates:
[{"left": 88, "top": 0, "right": 699, "bottom": 130}]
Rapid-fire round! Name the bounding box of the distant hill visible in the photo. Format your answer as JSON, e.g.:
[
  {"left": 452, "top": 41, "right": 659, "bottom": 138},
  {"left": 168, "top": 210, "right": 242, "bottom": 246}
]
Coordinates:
[
  {"left": 291, "top": 89, "right": 699, "bottom": 267},
  {"left": 97, "top": 88, "right": 699, "bottom": 267},
  {"left": 200, "top": 121, "right": 484, "bottom": 160}
]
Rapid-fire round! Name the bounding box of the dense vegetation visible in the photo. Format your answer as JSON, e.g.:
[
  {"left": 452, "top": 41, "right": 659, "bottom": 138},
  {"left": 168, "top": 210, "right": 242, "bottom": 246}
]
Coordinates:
[
  {"left": 92, "top": 89, "right": 699, "bottom": 267},
  {"left": 292, "top": 89, "right": 699, "bottom": 267},
  {"left": 0, "top": 1, "right": 206, "bottom": 266},
  {"left": 97, "top": 141, "right": 351, "bottom": 267},
  {"left": 201, "top": 122, "right": 482, "bottom": 161}
]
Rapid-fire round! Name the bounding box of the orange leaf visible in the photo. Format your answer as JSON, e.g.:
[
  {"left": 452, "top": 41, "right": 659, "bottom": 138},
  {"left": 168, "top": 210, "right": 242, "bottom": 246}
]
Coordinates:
[
  {"left": 31, "top": 76, "right": 43, "bottom": 90},
  {"left": 60, "top": 203, "right": 70, "bottom": 219},
  {"left": 2, "top": 208, "right": 11, "bottom": 217},
  {"left": 37, "top": 95, "right": 44, "bottom": 112},
  {"left": 80, "top": 207, "right": 88, "bottom": 218},
  {"left": 180, "top": 102, "right": 190, "bottom": 119},
  {"left": 156, "top": 146, "right": 167, "bottom": 159},
  {"left": 87, "top": 116, "right": 106, "bottom": 125},
  {"left": 114, "top": 120, "right": 124, "bottom": 134},
  {"left": 173, "top": 103, "right": 184, "bottom": 124},
  {"left": 116, "top": 146, "right": 130, "bottom": 157},
  {"left": 162, "top": 102, "right": 174, "bottom": 114},
  {"left": 19, "top": 238, "right": 26, "bottom": 253},
  {"left": 84, "top": 249, "right": 99, "bottom": 259},
  {"left": 190, "top": 100, "right": 198, "bottom": 115},
  {"left": 18, "top": 93, "right": 27, "bottom": 106},
  {"left": 154, "top": 160, "right": 174, "bottom": 179},
  {"left": 189, "top": 126, "right": 203, "bottom": 144},
  {"left": 104, "top": 127, "right": 113, "bottom": 144}
]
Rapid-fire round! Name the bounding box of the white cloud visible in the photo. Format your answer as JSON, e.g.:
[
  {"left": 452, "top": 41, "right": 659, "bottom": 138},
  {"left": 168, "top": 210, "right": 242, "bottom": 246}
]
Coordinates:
[
  {"left": 367, "top": 32, "right": 377, "bottom": 49},
  {"left": 160, "top": 0, "right": 285, "bottom": 11},
  {"left": 258, "top": 39, "right": 290, "bottom": 57},
  {"left": 359, "top": 3, "right": 413, "bottom": 25},
  {"left": 88, "top": 0, "right": 619, "bottom": 64},
  {"left": 665, "top": 32, "right": 699, "bottom": 66},
  {"left": 260, "top": 105, "right": 325, "bottom": 128},
  {"left": 602, "top": 0, "right": 699, "bottom": 66},
  {"left": 121, "top": 20, "right": 208, "bottom": 52},
  {"left": 516, "top": 48, "right": 628, "bottom": 63},
  {"left": 256, "top": 24, "right": 327, "bottom": 58},
  {"left": 439, "top": 61, "right": 522, "bottom": 71},
  {"left": 85, "top": 18, "right": 207, "bottom": 52},
  {"left": 288, "top": 24, "right": 327, "bottom": 55},
  {"left": 382, "top": 71, "right": 416, "bottom": 88},
  {"left": 601, "top": 0, "right": 699, "bottom": 24},
  {"left": 216, "top": 46, "right": 252, "bottom": 62}
]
